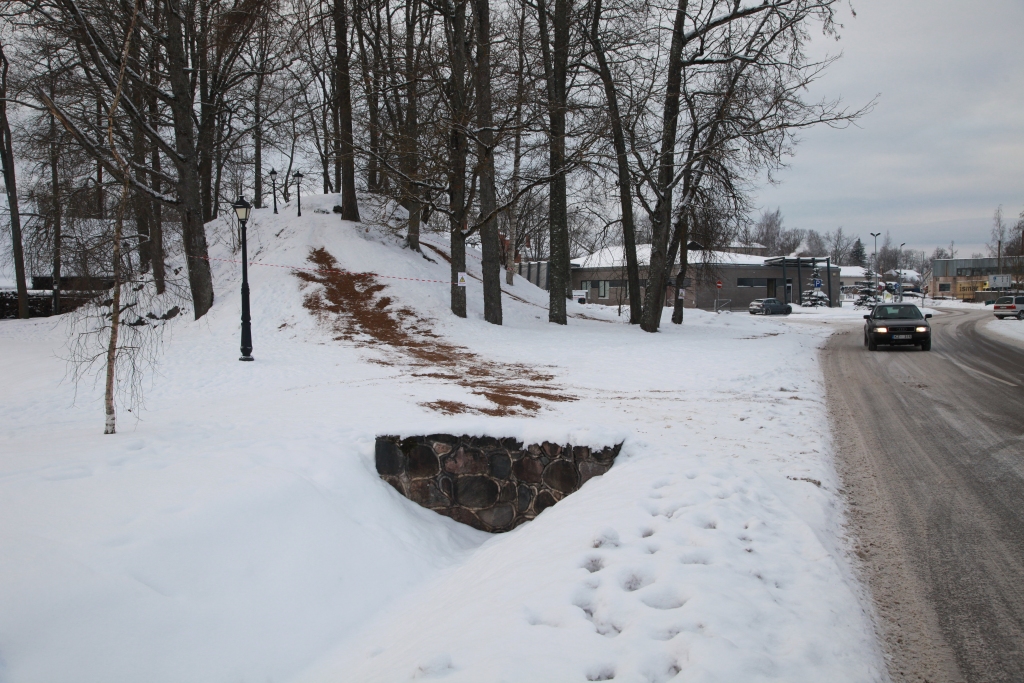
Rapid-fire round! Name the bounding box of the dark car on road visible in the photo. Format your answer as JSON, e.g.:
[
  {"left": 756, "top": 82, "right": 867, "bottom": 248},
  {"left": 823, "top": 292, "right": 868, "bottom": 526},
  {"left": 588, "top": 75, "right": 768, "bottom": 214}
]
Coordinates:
[
  {"left": 864, "top": 304, "right": 932, "bottom": 351},
  {"left": 993, "top": 295, "right": 1024, "bottom": 320},
  {"left": 749, "top": 298, "right": 792, "bottom": 315}
]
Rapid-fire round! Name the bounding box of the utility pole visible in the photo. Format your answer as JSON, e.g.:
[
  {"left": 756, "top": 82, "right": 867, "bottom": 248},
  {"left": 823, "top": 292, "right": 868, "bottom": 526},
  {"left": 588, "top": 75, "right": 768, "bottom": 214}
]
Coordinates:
[
  {"left": 898, "top": 242, "right": 905, "bottom": 302},
  {"left": 870, "top": 232, "right": 881, "bottom": 299}
]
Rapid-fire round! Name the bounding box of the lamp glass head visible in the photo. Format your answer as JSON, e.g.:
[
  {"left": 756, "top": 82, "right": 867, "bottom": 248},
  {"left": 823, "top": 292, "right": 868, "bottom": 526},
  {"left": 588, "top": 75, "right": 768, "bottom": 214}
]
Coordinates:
[
  {"left": 268, "top": 168, "right": 277, "bottom": 179},
  {"left": 293, "top": 171, "right": 304, "bottom": 180},
  {"left": 232, "top": 195, "right": 252, "bottom": 222}
]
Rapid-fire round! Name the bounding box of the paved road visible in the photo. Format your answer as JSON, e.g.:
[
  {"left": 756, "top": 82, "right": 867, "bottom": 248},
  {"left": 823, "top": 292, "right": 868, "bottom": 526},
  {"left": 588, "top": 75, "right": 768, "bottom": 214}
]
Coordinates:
[{"left": 822, "top": 309, "right": 1024, "bottom": 683}]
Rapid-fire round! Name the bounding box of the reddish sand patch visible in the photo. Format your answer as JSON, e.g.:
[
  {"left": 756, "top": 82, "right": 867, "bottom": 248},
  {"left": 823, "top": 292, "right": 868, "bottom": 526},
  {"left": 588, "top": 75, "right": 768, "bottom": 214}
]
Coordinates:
[{"left": 295, "top": 248, "right": 573, "bottom": 416}]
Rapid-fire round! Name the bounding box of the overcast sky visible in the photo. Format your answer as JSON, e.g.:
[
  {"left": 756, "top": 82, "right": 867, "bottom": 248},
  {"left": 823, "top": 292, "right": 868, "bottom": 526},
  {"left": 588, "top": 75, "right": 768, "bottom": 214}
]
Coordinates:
[{"left": 751, "top": 0, "right": 1024, "bottom": 257}]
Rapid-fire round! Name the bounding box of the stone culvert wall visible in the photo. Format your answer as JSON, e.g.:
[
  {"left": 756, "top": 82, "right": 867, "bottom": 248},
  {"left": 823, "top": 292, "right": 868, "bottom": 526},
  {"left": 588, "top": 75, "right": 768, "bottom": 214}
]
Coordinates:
[{"left": 375, "top": 435, "right": 622, "bottom": 533}]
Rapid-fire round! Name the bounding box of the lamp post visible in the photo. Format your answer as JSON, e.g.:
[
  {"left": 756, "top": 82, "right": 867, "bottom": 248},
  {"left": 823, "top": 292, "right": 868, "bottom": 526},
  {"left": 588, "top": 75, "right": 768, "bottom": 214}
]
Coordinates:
[
  {"left": 268, "top": 168, "right": 278, "bottom": 214},
  {"left": 898, "top": 242, "right": 905, "bottom": 302},
  {"left": 293, "top": 170, "right": 304, "bottom": 217},
  {"left": 233, "top": 195, "right": 254, "bottom": 361},
  {"left": 870, "top": 232, "right": 881, "bottom": 297}
]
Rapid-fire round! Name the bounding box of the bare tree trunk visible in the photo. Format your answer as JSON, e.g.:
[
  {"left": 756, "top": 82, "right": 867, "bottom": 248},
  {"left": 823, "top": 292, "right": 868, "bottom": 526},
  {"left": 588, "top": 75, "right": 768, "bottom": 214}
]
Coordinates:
[
  {"left": 475, "top": 0, "right": 501, "bottom": 325},
  {"left": 672, "top": 212, "right": 688, "bottom": 324},
  {"left": 104, "top": 209, "right": 123, "bottom": 434},
  {"left": 148, "top": 93, "right": 165, "bottom": 294},
  {"left": 166, "top": 0, "right": 214, "bottom": 318},
  {"left": 49, "top": 109, "right": 62, "bottom": 314},
  {"left": 588, "top": 0, "right": 641, "bottom": 323},
  {"left": 197, "top": 8, "right": 215, "bottom": 222},
  {"left": 0, "top": 39, "right": 28, "bottom": 318},
  {"left": 402, "top": 0, "right": 421, "bottom": 252},
  {"left": 639, "top": 0, "right": 687, "bottom": 333},
  {"left": 537, "top": 0, "right": 571, "bottom": 325},
  {"left": 505, "top": 5, "right": 526, "bottom": 286},
  {"left": 447, "top": 0, "right": 469, "bottom": 318},
  {"left": 335, "top": 0, "right": 361, "bottom": 221},
  {"left": 95, "top": 98, "right": 104, "bottom": 218},
  {"left": 129, "top": 31, "right": 152, "bottom": 277},
  {"left": 254, "top": 74, "right": 264, "bottom": 207}
]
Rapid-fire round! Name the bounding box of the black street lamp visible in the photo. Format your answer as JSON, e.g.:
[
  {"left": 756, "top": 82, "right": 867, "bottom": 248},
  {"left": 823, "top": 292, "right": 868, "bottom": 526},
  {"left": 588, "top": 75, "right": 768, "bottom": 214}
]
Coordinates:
[
  {"left": 233, "top": 195, "right": 255, "bottom": 362},
  {"left": 293, "top": 170, "right": 304, "bottom": 217},
  {"left": 268, "top": 168, "right": 278, "bottom": 214},
  {"left": 870, "top": 232, "right": 881, "bottom": 295},
  {"left": 898, "top": 241, "right": 906, "bottom": 302}
]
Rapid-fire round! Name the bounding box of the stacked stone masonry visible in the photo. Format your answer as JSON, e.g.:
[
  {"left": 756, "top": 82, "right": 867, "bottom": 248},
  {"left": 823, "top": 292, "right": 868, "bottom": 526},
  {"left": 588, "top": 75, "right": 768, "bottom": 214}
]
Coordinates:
[{"left": 375, "top": 435, "right": 622, "bottom": 533}]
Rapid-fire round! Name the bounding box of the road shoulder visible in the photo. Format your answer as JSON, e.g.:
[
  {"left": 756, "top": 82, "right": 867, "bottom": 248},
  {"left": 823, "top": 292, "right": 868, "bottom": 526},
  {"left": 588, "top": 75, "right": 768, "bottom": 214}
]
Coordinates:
[{"left": 821, "top": 332, "right": 964, "bottom": 683}]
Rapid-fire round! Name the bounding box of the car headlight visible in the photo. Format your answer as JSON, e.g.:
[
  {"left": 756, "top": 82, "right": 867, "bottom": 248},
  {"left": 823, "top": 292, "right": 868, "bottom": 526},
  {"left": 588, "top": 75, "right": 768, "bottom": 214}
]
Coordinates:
[
  {"left": 916, "top": 326, "right": 928, "bottom": 332},
  {"left": 874, "top": 326, "right": 888, "bottom": 333}
]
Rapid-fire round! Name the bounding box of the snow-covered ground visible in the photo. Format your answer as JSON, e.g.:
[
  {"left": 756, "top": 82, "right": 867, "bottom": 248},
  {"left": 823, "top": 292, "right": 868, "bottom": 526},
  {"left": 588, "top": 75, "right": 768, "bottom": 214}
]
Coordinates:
[
  {"left": 0, "top": 195, "right": 884, "bottom": 683},
  {"left": 985, "top": 317, "right": 1024, "bottom": 346}
]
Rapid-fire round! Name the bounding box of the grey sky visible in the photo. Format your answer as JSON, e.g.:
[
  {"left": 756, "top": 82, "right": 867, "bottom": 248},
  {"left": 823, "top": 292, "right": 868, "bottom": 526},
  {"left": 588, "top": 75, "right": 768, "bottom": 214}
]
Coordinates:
[{"left": 752, "top": 0, "right": 1024, "bottom": 257}]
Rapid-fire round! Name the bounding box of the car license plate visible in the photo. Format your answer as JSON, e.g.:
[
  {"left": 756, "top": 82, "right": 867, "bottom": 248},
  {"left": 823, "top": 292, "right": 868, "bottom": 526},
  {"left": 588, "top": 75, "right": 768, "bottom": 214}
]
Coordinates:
[{"left": 893, "top": 334, "right": 912, "bottom": 340}]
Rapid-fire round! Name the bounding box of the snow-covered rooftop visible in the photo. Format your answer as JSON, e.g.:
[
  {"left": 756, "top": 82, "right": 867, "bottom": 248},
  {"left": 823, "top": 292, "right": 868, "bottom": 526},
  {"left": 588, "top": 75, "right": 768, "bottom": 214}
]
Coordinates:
[
  {"left": 884, "top": 268, "right": 922, "bottom": 282},
  {"left": 572, "top": 244, "right": 770, "bottom": 269}
]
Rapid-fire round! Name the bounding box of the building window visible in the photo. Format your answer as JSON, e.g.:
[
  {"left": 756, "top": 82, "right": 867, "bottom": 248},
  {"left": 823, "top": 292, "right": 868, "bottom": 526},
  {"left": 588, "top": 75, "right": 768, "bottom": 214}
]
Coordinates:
[
  {"left": 939, "top": 283, "right": 951, "bottom": 292},
  {"left": 598, "top": 280, "right": 609, "bottom": 298},
  {"left": 579, "top": 280, "right": 588, "bottom": 291},
  {"left": 736, "top": 278, "right": 768, "bottom": 287}
]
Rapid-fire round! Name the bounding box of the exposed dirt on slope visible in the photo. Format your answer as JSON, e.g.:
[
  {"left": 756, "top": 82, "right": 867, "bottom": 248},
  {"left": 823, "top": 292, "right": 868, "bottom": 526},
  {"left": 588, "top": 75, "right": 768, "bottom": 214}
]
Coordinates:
[{"left": 295, "top": 247, "right": 573, "bottom": 416}]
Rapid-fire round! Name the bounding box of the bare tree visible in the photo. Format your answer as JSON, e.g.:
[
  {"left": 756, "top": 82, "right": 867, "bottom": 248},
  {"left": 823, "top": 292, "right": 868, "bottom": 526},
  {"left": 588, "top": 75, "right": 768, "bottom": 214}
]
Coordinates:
[
  {"left": 825, "top": 226, "right": 852, "bottom": 264},
  {"left": 0, "top": 31, "right": 28, "bottom": 318}
]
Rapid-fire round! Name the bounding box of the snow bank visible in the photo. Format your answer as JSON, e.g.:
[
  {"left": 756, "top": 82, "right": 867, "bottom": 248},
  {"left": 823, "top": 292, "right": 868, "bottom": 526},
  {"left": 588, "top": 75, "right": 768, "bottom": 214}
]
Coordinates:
[
  {"left": 985, "top": 317, "right": 1024, "bottom": 346},
  {"left": 0, "top": 194, "right": 884, "bottom": 683}
]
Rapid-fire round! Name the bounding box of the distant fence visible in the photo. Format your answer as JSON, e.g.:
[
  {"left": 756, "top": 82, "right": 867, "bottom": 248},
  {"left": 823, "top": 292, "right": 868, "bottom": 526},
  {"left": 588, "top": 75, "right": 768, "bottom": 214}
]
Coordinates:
[
  {"left": 1, "top": 277, "right": 112, "bottom": 319},
  {"left": 516, "top": 261, "right": 550, "bottom": 290}
]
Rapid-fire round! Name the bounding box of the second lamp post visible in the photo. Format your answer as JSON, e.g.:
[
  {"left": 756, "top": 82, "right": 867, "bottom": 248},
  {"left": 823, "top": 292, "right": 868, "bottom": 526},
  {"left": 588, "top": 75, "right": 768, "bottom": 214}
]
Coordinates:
[
  {"left": 233, "top": 195, "right": 254, "bottom": 361},
  {"left": 293, "top": 170, "right": 304, "bottom": 217},
  {"left": 268, "top": 168, "right": 278, "bottom": 214}
]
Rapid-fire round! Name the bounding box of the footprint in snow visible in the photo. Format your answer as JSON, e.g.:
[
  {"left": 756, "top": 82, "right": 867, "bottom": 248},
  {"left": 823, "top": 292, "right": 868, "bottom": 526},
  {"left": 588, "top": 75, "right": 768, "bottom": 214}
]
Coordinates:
[
  {"left": 412, "top": 654, "right": 455, "bottom": 679},
  {"left": 586, "top": 665, "right": 616, "bottom": 681},
  {"left": 573, "top": 597, "right": 622, "bottom": 638},
  {"left": 620, "top": 570, "right": 654, "bottom": 592},
  {"left": 593, "top": 530, "right": 621, "bottom": 548},
  {"left": 641, "top": 589, "right": 687, "bottom": 610}
]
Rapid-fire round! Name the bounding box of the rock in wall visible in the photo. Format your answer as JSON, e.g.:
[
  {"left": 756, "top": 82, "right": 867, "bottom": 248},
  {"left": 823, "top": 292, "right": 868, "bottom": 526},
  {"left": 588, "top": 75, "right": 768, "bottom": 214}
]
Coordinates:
[{"left": 375, "top": 435, "right": 621, "bottom": 532}]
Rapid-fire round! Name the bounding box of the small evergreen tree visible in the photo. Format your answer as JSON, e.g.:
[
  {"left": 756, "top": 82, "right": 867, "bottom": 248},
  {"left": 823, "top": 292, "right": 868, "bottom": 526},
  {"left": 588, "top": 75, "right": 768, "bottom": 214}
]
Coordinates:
[
  {"left": 800, "top": 266, "right": 831, "bottom": 306},
  {"left": 854, "top": 265, "right": 881, "bottom": 308},
  {"left": 849, "top": 239, "right": 867, "bottom": 267}
]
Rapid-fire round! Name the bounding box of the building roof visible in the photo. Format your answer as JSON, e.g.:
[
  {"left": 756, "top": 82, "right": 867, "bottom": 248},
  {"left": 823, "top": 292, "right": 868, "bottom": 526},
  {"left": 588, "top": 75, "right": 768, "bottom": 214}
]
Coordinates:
[
  {"left": 884, "top": 269, "right": 921, "bottom": 282},
  {"left": 839, "top": 265, "right": 866, "bottom": 278},
  {"left": 572, "top": 244, "right": 770, "bottom": 269}
]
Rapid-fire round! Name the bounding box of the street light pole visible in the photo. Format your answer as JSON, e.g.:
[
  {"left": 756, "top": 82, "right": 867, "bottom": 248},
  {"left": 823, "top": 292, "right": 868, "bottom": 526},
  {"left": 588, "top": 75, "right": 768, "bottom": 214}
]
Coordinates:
[
  {"left": 269, "top": 168, "right": 278, "bottom": 214},
  {"left": 293, "top": 171, "right": 304, "bottom": 217},
  {"left": 870, "top": 232, "right": 881, "bottom": 299},
  {"left": 898, "top": 242, "right": 905, "bottom": 302},
  {"left": 233, "top": 195, "right": 254, "bottom": 361}
]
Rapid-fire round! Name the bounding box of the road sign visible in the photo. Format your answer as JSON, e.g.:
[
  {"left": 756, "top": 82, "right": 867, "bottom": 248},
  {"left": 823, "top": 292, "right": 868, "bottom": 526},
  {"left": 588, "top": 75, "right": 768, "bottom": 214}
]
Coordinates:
[
  {"left": 989, "top": 274, "right": 1011, "bottom": 289},
  {"left": 716, "top": 280, "right": 723, "bottom": 289},
  {"left": 813, "top": 278, "right": 822, "bottom": 288},
  {"left": 457, "top": 272, "right": 467, "bottom": 287}
]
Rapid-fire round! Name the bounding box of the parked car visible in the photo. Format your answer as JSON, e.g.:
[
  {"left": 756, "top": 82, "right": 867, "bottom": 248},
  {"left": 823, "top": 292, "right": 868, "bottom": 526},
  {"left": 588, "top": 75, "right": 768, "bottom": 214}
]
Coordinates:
[
  {"left": 749, "top": 298, "right": 792, "bottom": 315},
  {"left": 993, "top": 296, "right": 1024, "bottom": 320},
  {"left": 864, "top": 304, "right": 932, "bottom": 351}
]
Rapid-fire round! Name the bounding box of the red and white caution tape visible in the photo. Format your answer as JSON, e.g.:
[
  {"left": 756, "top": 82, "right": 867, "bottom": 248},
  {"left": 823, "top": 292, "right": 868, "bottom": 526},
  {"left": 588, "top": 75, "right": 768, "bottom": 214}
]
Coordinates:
[{"left": 192, "top": 255, "right": 451, "bottom": 284}]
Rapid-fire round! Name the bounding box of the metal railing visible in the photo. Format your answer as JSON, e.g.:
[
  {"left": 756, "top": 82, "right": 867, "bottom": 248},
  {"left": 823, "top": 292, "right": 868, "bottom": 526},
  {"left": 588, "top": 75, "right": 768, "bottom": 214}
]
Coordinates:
[{"left": 714, "top": 298, "right": 732, "bottom": 313}]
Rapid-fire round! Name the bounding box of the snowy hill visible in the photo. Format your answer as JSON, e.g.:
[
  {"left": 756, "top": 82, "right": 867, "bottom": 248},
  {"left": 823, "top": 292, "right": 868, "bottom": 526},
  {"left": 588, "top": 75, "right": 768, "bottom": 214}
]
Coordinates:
[{"left": 0, "top": 194, "right": 884, "bottom": 683}]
